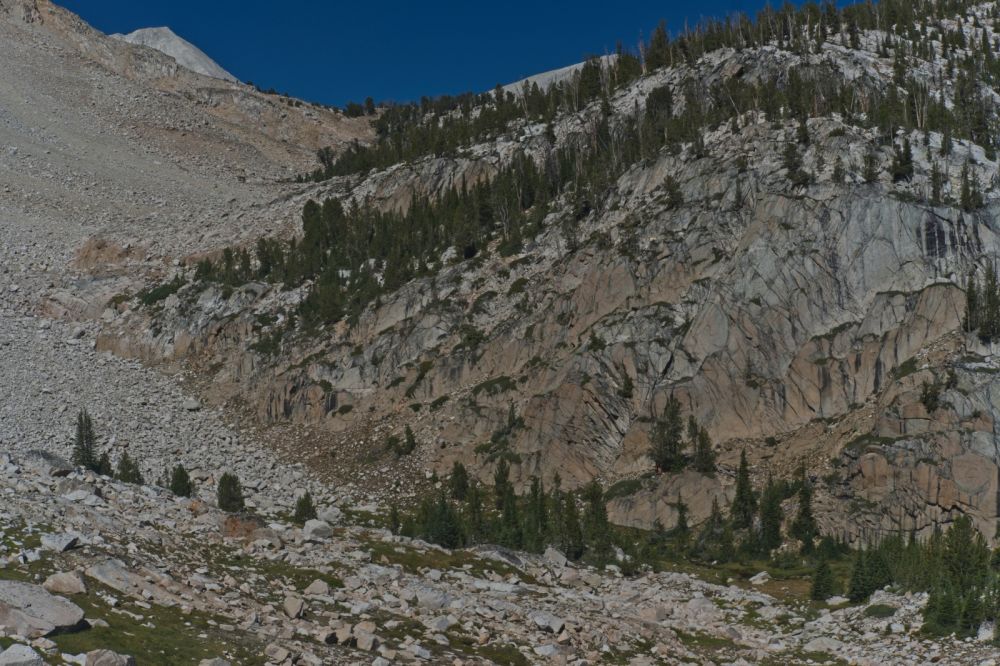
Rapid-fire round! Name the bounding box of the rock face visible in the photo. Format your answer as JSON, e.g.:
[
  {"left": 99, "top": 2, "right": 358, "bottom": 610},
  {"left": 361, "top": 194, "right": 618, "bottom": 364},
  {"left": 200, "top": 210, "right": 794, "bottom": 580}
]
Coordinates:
[
  {"left": 111, "top": 27, "right": 237, "bottom": 82},
  {"left": 0, "top": 581, "right": 86, "bottom": 637}
]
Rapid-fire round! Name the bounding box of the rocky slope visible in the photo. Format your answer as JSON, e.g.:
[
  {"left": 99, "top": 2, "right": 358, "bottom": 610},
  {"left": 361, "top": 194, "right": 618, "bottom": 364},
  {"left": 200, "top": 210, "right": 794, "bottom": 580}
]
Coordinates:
[
  {"left": 0, "top": 450, "right": 997, "bottom": 665},
  {"left": 85, "top": 11, "right": 1000, "bottom": 547},
  {"left": 5, "top": 0, "right": 1000, "bottom": 661}
]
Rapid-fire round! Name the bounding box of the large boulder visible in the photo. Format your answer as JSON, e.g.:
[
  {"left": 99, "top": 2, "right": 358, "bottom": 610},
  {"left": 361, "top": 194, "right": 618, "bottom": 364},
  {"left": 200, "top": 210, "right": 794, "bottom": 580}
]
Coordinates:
[
  {"left": 0, "top": 581, "right": 86, "bottom": 638},
  {"left": 302, "top": 519, "right": 333, "bottom": 541},
  {"left": 42, "top": 571, "right": 87, "bottom": 596},
  {"left": 0, "top": 644, "right": 44, "bottom": 666}
]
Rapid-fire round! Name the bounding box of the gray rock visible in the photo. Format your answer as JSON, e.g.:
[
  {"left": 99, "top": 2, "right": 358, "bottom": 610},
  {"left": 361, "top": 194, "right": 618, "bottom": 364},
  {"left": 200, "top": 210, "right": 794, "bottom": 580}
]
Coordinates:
[
  {"left": 544, "top": 546, "right": 568, "bottom": 568},
  {"left": 303, "top": 579, "right": 329, "bottom": 596},
  {"left": 302, "top": 519, "right": 332, "bottom": 541},
  {"left": 414, "top": 586, "right": 450, "bottom": 610},
  {"left": 197, "top": 660, "right": 231, "bottom": 666},
  {"left": 0, "top": 580, "right": 86, "bottom": 638},
  {"left": 283, "top": 595, "right": 304, "bottom": 619},
  {"left": 530, "top": 610, "right": 565, "bottom": 634},
  {"left": 803, "top": 636, "right": 844, "bottom": 653},
  {"left": 40, "top": 533, "right": 78, "bottom": 553},
  {"left": 85, "top": 650, "right": 136, "bottom": 666},
  {"left": 0, "top": 645, "right": 43, "bottom": 666},
  {"left": 42, "top": 571, "right": 87, "bottom": 595}
]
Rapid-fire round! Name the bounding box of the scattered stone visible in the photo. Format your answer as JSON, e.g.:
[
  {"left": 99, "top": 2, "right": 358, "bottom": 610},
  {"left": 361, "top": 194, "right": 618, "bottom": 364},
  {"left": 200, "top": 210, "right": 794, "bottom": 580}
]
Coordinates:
[{"left": 282, "top": 595, "right": 304, "bottom": 619}]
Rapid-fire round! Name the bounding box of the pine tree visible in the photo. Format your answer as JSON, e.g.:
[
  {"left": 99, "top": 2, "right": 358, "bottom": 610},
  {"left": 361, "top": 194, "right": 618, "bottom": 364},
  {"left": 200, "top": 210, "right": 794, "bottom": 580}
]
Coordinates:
[
  {"left": 848, "top": 550, "right": 872, "bottom": 602},
  {"left": 965, "top": 269, "right": 979, "bottom": 334},
  {"left": 96, "top": 452, "right": 112, "bottom": 477},
  {"left": 645, "top": 21, "right": 671, "bottom": 71},
  {"left": 493, "top": 458, "right": 512, "bottom": 510},
  {"left": 758, "top": 478, "right": 784, "bottom": 553},
  {"left": 389, "top": 505, "right": 401, "bottom": 534},
  {"left": 561, "top": 495, "right": 585, "bottom": 561},
  {"left": 425, "top": 491, "right": 462, "bottom": 549},
  {"left": 890, "top": 138, "right": 914, "bottom": 181},
  {"left": 498, "top": 486, "right": 522, "bottom": 549},
  {"left": 692, "top": 426, "right": 716, "bottom": 475},
  {"left": 523, "top": 476, "right": 548, "bottom": 553},
  {"left": 217, "top": 472, "right": 245, "bottom": 513},
  {"left": 464, "top": 482, "right": 486, "bottom": 544},
  {"left": 672, "top": 494, "right": 690, "bottom": 550},
  {"left": 651, "top": 396, "right": 685, "bottom": 473},
  {"left": 294, "top": 492, "right": 318, "bottom": 524},
  {"left": 449, "top": 461, "right": 469, "bottom": 500},
  {"left": 961, "top": 164, "right": 984, "bottom": 212},
  {"left": 791, "top": 479, "right": 817, "bottom": 552},
  {"left": 115, "top": 452, "right": 143, "bottom": 485},
  {"left": 170, "top": 464, "right": 193, "bottom": 497},
  {"left": 931, "top": 161, "right": 945, "bottom": 205},
  {"left": 731, "top": 450, "right": 757, "bottom": 529},
  {"left": 72, "top": 409, "right": 98, "bottom": 471},
  {"left": 582, "top": 481, "right": 612, "bottom": 563},
  {"left": 810, "top": 559, "right": 836, "bottom": 601}
]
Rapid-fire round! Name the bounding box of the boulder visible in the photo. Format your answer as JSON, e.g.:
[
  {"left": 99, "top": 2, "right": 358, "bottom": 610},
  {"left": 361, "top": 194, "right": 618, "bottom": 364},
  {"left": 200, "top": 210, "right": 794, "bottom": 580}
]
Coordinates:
[
  {"left": 302, "top": 519, "right": 333, "bottom": 541},
  {"left": 85, "top": 650, "right": 136, "bottom": 666},
  {"left": 0, "top": 645, "right": 44, "bottom": 666},
  {"left": 43, "top": 571, "right": 87, "bottom": 596},
  {"left": 530, "top": 610, "right": 565, "bottom": 634},
  {"left": 198, "top": 661, "right": 231, "bottom": 666},
  {"left": 544, "top": 547, "right": 568, "bottom": 568},
  {"left": 283, "top": 595, "right": 304, "bottom": 619},
  {"left": 40, "top": 533, "right": 78, "bottom": 553},
  {"left": 803, "top": 636, "right": 844, "bottom": 653},
  {"left": 0, "top": 581, "right": 86, "bottom": 638},
  {"left": 303, "top": 579, "right": 329, "bottom": 596}
]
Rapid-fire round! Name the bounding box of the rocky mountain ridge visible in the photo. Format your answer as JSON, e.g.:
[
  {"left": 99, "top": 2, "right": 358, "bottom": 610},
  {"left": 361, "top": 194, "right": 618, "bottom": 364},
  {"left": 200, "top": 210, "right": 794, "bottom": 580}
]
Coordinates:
[{"left": 111, "top": 27, "right": 238, "bottom": 83}]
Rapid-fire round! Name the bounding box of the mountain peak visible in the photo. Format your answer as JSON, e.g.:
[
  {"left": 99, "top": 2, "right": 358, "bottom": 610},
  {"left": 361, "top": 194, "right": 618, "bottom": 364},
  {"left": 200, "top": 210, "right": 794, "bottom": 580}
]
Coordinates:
[{"left": 111, "top": 26, "right": 237, "bottom": 83}]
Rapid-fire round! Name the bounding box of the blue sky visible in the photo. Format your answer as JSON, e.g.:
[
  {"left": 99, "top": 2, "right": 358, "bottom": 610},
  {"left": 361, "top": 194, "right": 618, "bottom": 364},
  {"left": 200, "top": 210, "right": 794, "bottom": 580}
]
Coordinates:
[{"left": 59, "top": 1, "right": 823, "bottom": 106}]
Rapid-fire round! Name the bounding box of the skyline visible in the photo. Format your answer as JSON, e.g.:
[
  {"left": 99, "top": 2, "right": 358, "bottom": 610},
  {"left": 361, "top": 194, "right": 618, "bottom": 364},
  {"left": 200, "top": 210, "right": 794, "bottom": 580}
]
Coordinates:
[{"left": 57, "top": 0, "right": 833, "bottom": 107}]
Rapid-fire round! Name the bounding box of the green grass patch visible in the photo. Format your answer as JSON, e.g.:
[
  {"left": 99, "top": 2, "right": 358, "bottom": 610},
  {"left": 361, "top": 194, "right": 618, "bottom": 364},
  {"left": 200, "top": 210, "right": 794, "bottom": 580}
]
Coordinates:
[{"left": 864, "top": 603, "right": 897, "bottom": 618}]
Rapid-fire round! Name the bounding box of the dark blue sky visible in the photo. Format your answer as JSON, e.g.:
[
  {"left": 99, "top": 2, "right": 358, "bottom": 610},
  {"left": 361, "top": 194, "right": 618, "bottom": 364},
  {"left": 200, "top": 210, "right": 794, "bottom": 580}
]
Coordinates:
[{"left": 59, "top": 1, "right": 813, "bottom": 106}]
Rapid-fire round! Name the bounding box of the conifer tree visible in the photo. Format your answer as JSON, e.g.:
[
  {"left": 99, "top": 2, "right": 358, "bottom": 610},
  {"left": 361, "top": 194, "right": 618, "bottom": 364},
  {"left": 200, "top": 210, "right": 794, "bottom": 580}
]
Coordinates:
[
  {"left": 582, "top": 481, "right": 612, "bottom": 563},
  {"left": 389, "top": 505, "right": 401, "bottom": 534},
  {"left": 848, "top": 550, "right": 872, "bottom": 602},
  {"left": 294, "top": 491, "right": 318, "bottom": 524},
  {"left": 464, "top": 482, "right": 486, "bottom": 544},
  {"left": 791, "top": 479, "right": 818, "bottom": 552},
  {"left": 450, "top": 461, "right": 469, "bottom": 500},
  {"left": 115, "top": 452, "right": 143, "bottom": 485},
  {"left": 170, "top": 464, "right": 193, "bottom": 497},
  {"left": 561, "top": 494, "right": 585, "bottom": 561},
  {"left": 425, "top": 491, "right": 462, "bottom": 549},
  {"left": 217, "top": 472, "right": 245, "bottom": 513},
  {"left": 810, "top": 559, "right": 836, "bottom": 601},
  {"left": 890, "top": 138, "right": 914, "bottom": 181},
  {"left": 672, "top": 494, "right": 690, "bottom": 549},
  {"left": 758, "top": 477, "right": 784, "bottom": 553},
  {"left": 651, "top": 396, "right": 685, "bottom": 473},
  {"left": 692, "top": 426, "right": 716, "bottom": 475},
  {"left": 96, "top": 452, "right": 113, "bottom": 477},
  {"left": 73, "top": 409, "right": 98, "bottom": 471},
  {"left": 523, "top": 476, "right": 548, "bottom": 553},
  {"left": 493, "top": 458, "right": 512, "bottom": 510},
  {"left": 498, "top": 486, "right": 523, "bottom": 549},
  {"left": 731, "top": 450, "right": 757, "bottom": 529}
]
